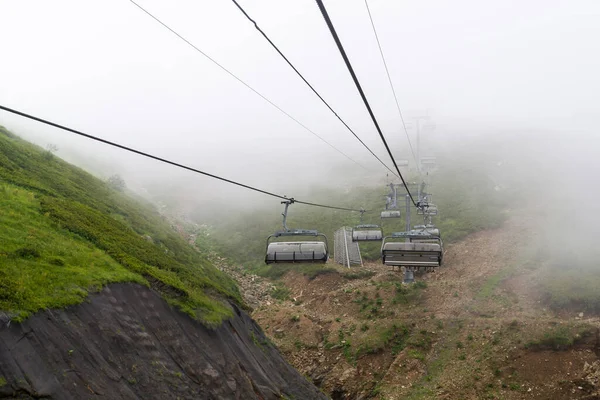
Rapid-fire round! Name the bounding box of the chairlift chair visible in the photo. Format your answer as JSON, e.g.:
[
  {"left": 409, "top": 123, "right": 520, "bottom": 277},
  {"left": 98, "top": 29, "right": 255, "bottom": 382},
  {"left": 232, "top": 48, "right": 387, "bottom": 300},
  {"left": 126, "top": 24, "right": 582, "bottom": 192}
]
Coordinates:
[
  {"left": 417, "top": 203, "right": 438, "bottom": 216},
  {"left": 381, "top": 231, "right": 443, "bottom": 270},
  {"left": 381, "top": 210, "right": 401, "bottom": 219},
  {"left": 352, "top": 209, "right": 383, "bottom": 241},
  {"left": 420, "top": 156, "right": 437, "bottom": 165},
  {"left": 413, "top": 224, "right": 440, "bottom": 237},
  {"left": 265, "top": 200, "right": 329, "bottom": 264},
  {"left": 352, "top": 224, "right": 383, "bottom": 242}
]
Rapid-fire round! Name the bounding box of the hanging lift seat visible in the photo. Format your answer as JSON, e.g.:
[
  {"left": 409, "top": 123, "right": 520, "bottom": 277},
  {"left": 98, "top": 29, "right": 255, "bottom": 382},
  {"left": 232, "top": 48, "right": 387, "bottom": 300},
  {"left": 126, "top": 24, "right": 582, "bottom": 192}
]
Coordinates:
[
  {"left": 413, "top": 224, "right": 440, "bottom": 237},
  {"left": 381, "top": 242, "right": 442, "bottom": 267},
  {"left": 381, "top": 210, "right": 401, "bottom": 219},
  {"left": 352, "top": 224, "right": 383, "bottom": 241},
  {"left": 265, "top": 229, "right": 329, "bottom": 264},
  {"left": 417, "top": 204, "right": 438, "bottom": 216},
  {"left": 265, "top": 241, "right": 328, "bottom": 264},
  {"left": 381, "top": 231, "right": 443, "bottom": 269}
]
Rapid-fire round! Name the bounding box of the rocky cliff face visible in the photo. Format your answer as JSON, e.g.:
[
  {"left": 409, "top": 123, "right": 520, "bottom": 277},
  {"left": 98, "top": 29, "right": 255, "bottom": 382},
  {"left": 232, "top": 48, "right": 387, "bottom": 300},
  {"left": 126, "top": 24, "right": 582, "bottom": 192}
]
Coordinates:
[{"left": 0, "top": 284, "right": 326, "bottom": 399}]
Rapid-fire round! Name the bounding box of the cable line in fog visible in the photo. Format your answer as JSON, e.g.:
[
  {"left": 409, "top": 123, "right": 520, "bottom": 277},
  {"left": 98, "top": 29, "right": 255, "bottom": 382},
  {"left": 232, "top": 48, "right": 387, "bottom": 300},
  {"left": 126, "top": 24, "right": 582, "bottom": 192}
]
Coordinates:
[
  {"left": 0, "top": 104, "right": 366, "bottom": 213},
  {"left": 128, "top": 0, "right": 366, "bottom": 170},
  {"left": 364, "top": 0, "right": 418, "bottom": 171},
  {"left": 314, "top": 0, "right": 419, "bottom": 207},
  {"left": 230, "top": 0, "right": 399, "bottom": 179}
]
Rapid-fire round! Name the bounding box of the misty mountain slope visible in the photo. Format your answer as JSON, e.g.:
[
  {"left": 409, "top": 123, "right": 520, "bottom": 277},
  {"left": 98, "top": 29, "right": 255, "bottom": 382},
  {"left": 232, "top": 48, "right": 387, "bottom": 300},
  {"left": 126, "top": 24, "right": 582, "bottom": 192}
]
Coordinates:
[
  {"left": 0, "top": 126, "right": 327, "bottom": 398},
  {"left": 0, "top": 125, "right": 241, "bottom": 325},
  {"left": 250, "top": 215, "right": 600, "bottom": 400}
]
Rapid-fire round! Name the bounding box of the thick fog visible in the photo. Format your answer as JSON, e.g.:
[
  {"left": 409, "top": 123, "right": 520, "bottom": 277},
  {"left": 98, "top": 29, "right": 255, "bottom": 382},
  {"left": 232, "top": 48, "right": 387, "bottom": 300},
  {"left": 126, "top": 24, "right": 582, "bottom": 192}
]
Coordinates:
[{"left": 0, "top": 0, "right": 599, "bottom": 215}]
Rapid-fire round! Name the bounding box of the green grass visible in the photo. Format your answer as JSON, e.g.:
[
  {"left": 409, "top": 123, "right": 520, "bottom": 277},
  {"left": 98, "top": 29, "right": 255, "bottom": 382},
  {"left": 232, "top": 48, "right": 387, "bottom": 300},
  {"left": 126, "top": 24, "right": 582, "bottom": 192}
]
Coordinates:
[
  {"left": 250, "top": 263, "right": 337, "bottom": 281},
  {"left": 356, "top": 323, "right": 411, "bottom": 358},
  {"left": 0, "top": 185, "right": 145, "bottom": 321},
  {"left": 0, "top": 127, "right": 241, "bottom": 326},
  {"left": 525, "top": 324, "right": 593, "bottom": 351},
  {"left": 539, "top": 259, "right": 600, "bottom": 314},
  {"left": 343, "top": 270, "right": 376, "bottom": 280},
  {"left": 271, "top": 284, "right": 291, "bottom": 301}
]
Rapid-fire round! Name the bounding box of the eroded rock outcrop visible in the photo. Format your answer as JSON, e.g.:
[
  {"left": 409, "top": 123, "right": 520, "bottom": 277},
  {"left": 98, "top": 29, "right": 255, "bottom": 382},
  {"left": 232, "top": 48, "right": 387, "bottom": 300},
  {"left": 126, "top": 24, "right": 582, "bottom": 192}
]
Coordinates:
[{"left": 0, "top": 284, "right": 325, "bottom": 399}]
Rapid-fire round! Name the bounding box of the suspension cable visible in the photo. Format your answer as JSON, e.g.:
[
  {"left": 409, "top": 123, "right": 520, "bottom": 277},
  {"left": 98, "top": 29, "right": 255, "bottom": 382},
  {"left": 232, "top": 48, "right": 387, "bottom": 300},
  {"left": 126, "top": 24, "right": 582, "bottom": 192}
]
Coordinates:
[
  {"left": 313, "top": 0, "right": 419, "bottom": 207},
  {"left": 128, "top": 0, "right": 365, "bottom": 170},
  {"left": 0, "top": 104, "right": 365, "bottom": 213},
  {"left": 230, "top": 0, "right": 399, "bottom": 178},
  {"left": 364, "top": 0, "right": 418, "bottom": 171}
]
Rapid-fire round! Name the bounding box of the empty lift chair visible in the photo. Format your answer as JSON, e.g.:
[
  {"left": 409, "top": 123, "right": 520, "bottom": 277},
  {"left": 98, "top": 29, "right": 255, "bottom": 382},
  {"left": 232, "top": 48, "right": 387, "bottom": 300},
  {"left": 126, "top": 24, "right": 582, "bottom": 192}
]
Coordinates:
[
  {"left": 381, "top": 183, "right": 401, "bottom": 219},
  {"left": 265, "top": 200, "right": 329, "bottom": 264},
  {"left": 417, "top": 203, "right": 438, "bottom": 216},
  {"left": 352, "top": 210, "right": 383, "bottom": 241},
  {"left": 352, "top": 224, "right": 383, "bottom": 241},
  {"left": 413, "top": 224, "right": 440, "bottom": 237},
  {"left": 381, "top": 210, "right": 401, "bottom": 219},
  {"left": 381, "top": 231, "right": 443, "bottom": 270}
]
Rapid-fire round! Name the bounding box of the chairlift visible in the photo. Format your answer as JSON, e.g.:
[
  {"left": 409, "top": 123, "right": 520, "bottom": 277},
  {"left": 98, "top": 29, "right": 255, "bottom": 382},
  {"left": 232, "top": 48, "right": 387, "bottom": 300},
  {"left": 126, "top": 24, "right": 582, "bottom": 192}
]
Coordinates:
[
  {"left": 420, "top": 156, "right": 437, "bottom": 165},
  {"left": 381, "top": 230, "right": 443, "bottom": 270},
  {"left": 420, "top": 156, "right": 437, "bottom": 172},
  {"left": 352, "top": 210, "right": 383, "bottom": 241},
  {"left": 352, "top": 225, "right": 383, "bottom": 241},
  {"left": 265, "top": 200, "right": 329, "bottom": 264},
  {"left": 381, "top": 183, "right": 401, "bottom": 218},
  {"left": 413, "top": 224, "right": 440, "bottom": 237},
  {"left": 381, "top": 210, "right": 401, "bottom": 219},
  {"left": 417, "top": 203, "right": 438, "bottom": 216}
]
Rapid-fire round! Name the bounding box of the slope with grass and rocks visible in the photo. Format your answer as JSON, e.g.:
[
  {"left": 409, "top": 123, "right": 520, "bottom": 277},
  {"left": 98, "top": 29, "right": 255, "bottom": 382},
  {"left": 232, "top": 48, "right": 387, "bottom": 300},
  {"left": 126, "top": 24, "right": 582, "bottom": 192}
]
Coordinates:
[
  {"left": 0, "top": 125, "right": 325, "bottom": 399},
  {"left": 205, "top": 138, "right": 600, "bottom": 399},
  {"left": 243, "top": 211, "right": 600, "bottom": 400}
]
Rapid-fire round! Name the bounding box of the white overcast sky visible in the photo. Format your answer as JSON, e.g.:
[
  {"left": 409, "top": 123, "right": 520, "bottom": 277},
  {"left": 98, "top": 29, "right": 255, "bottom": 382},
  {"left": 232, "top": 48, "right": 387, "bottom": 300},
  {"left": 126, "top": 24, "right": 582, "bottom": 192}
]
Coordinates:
[{"left": 0, "top": 0, "right": 599, "bottom": 205}]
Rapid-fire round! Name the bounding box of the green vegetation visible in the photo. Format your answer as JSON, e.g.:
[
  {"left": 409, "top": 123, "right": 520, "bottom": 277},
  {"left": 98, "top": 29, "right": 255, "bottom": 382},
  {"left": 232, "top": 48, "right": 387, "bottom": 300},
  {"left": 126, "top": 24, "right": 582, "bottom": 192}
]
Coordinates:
[
  {"left": 407, "top": 349, "right": 425, "bottom": 361},
  {"left": 0, "top": 127, "right": 240, "bottom": 325},
  {"left": 343, "top": 270, "right": 376, "bottom": 280},
  {"left": 326, "top": 323, "right": 411, "bottom": 365},
  {"left": 539, "top": 258, "right": 600, "bottom": 314},
  {"left": 525, "top": 324, "right": 593, "bottom": 351},
  {"left": 271, "top": 284, "right": 291, "bottom": 301},
  {"left": 392, "top": 282, "right": 426, "bottom": 305},
  {"left": 250, "top": 263, "right": 337, "bottom": 281},
  {"left": 357, "top": 324, "right": 411, "bottom": 357}
]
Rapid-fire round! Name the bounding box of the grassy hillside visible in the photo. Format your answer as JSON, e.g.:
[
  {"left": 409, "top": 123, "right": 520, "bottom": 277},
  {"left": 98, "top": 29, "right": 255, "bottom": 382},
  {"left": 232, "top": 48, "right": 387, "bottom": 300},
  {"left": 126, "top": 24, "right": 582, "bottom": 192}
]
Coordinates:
[{"left": 0, "top": 125, "right": 241, "bottom": 326}]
